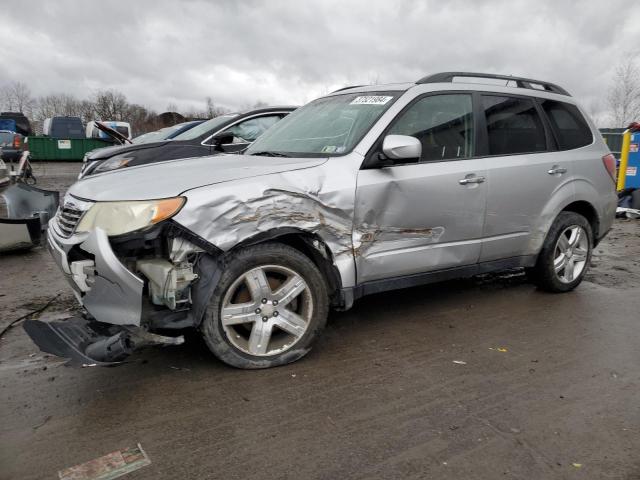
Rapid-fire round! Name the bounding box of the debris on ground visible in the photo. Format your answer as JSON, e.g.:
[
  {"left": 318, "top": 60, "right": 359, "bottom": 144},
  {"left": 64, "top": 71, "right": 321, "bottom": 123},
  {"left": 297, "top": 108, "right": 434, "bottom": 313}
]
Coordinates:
[
  {"left": 616, "top": 188, "right": 640, "bottom": 219},
  {"left": 57, "top": 444, "right": 151, "bottom": 480},
  {"left": 0, "top": 296, "right": 59, "bottom": 338},
  {"left": 32, "top": 415, "right": 52, "bottom": 430},
  {"left": 489, "top": 347, "right": 508, "bottom": 352},
  {"left": 452, "top": 360, "right": 467, "bottom": 365}
]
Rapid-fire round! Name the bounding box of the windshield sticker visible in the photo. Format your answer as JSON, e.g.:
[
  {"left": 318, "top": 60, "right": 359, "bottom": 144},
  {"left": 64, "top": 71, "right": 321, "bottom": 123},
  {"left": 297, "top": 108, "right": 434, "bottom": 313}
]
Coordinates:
[
  {"left": 321, "top": 145, "right": 337, "bottom": 153},
  {"left": 350, "top": 96, "right": 393, "bottom": 105}
]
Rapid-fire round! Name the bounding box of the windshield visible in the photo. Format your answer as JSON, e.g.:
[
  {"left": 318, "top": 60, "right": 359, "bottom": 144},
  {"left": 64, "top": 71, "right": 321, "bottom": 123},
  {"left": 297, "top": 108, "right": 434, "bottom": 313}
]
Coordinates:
[
  {"left": 245, "top": 92, "right": 400, "bottom": 156},
  {"left": 172, "top": 114, "right": 238, "bottom": 141}
]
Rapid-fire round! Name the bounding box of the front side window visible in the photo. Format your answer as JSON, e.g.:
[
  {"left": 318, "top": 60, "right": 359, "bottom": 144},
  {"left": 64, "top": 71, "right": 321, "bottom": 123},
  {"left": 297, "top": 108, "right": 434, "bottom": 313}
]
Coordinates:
[
  {"left": 482, "top": 95, "right": 547, "bottom": 155},
  {"left": 540, "top": 100, "right": 593, "bottom": 150},
  {"left": 388, "top": 94, "right": 474, "bottom": 162},
  {"left": 245, "top": 92, "right": 400, "bottom": 157},
  {"left": 223, "top": 114, "right": 282, "bottom": 144}
]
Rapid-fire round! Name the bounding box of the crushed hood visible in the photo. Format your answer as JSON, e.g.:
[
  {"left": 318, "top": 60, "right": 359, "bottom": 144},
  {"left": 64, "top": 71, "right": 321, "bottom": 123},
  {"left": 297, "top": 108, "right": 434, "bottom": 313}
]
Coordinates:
[{"left": 68, "top": 154, "right": 328, "bottom": 202}]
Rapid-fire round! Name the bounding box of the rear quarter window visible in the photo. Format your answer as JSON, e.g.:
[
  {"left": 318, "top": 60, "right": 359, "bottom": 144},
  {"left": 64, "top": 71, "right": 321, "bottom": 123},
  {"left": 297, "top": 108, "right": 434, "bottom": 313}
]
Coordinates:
[{"left": 540, "top": 100, "right": 593, "bottom": 150}]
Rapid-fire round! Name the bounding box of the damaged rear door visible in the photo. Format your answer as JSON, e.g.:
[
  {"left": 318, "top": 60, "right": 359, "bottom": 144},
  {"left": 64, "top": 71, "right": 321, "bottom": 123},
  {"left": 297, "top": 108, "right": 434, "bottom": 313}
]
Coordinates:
[{"left": 354, "top": 92, "right": 487, "bottom": 283}]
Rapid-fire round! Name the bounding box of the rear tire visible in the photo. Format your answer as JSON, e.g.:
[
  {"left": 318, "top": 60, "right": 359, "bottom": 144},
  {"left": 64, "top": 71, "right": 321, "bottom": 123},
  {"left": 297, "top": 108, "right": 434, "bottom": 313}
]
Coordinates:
[
  {"left": 201, "top": 243, "right": 329, "bottom": 369},
  {"left": 527, "top": 212, "right": 593, "bottom": 293}
]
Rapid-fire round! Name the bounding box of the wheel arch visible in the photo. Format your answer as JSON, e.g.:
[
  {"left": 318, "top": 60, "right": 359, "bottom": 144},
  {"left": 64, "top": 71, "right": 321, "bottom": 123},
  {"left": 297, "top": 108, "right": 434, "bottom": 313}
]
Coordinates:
[
  {"left": 230, "top": 227, "right": 346, "bottom": 308},
  {"left": 560, "top": 200, "right": 600, "bottom": 243}
]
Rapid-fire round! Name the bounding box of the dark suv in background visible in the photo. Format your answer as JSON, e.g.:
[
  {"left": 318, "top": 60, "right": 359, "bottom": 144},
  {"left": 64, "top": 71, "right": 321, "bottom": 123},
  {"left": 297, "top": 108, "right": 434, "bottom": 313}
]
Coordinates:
[
  {"left": 79, "top": 106, "right": 296, "bottom": 177},
  {"left": 0, "top": 130, "right": 26, "bottom": 162}
]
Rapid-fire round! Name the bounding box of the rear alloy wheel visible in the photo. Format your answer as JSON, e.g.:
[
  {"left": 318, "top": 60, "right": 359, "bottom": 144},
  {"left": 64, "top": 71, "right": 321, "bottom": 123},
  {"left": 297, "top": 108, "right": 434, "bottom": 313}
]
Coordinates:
[
  {"left": 553, "top": 225, "right": 589, "bottom": 284},
  {"left": 527, "top": 211, "right": 593, "bottom": 292},
  {"left": 202, "top": 243, "right": 328, "bottom": 369}
]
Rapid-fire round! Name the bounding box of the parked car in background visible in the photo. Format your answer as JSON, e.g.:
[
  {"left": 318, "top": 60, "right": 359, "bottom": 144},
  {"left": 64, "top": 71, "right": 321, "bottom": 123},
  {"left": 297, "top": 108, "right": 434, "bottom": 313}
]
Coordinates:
[
  {"left": 25, "top": 72, "right": 617, "bottom": 370},
  {"left": 0, "top": 158, "right": 8, "bottom": 186},
  {"left": 0, "top": 130, "right": 25, "bottom": 162},
  {"left": 78, "top": 106, "right": 296, "bottom": 178},
  {"left": 132, "top": 120, "right": 205, "bottom": 144}
]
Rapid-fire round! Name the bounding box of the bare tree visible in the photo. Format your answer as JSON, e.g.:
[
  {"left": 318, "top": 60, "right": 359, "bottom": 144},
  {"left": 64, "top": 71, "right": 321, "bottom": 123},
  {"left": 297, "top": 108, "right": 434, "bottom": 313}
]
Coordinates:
[
  {"left": 205, "top": 97, "right": 229, "bottom": 117},
  {"left": 126, "top": 103, "right": 157, "bottom": 135},
  {"left": 587, "top": 99, "right": 606, "bottom": 128},
  {"left": 93, "top": 90, "right": 129, "bottom": 120},
  {"left": 367, "top": 73, "right": 381, "bottom": 85},
  {"left": 0, "top": 81, "right": 35, "bottom": 114},
  {"left": 607, "top": 55, "right": 640, "bottom": 127}
]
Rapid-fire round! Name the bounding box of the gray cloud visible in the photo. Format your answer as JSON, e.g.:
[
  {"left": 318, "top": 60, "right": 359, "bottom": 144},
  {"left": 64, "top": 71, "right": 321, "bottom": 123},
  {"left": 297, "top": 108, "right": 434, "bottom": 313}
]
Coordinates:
[{"left": 1, "top": 0, "right": 639, "bottom": 119}]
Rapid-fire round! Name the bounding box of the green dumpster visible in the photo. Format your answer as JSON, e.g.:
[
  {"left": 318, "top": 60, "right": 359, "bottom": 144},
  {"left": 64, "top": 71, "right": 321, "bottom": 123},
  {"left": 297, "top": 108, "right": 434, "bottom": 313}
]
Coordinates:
[{"left": 27, "top": 137, "right": 114, "bottom": 161}]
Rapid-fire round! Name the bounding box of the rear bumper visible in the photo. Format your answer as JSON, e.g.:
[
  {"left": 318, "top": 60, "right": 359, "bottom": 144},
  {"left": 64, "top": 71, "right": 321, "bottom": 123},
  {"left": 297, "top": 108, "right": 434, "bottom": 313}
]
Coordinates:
[{"left": 47, "top": 224, "right": 144, "bottom": 326}]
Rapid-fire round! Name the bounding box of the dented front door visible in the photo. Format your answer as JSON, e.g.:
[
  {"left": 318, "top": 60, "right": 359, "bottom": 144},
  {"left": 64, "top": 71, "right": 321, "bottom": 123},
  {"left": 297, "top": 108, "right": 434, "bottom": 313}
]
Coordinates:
[{"left": 353, "top": 159, "right": 488, "bottom": 283}]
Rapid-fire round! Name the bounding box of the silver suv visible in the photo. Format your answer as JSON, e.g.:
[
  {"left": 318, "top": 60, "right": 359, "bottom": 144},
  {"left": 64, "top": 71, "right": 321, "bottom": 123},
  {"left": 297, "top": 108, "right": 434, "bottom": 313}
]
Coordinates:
[{"left": 25, "top": 72, "right": 617, "bottom": 369}]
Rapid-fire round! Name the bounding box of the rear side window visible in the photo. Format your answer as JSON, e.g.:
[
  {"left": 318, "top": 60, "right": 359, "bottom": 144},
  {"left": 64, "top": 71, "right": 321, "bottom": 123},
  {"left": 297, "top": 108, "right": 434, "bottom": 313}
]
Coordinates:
[
  {"left": 482, "top": 95, "right": 547, "bottom": 155},
  {"left": 540, "top": 100, "right": 593, "bottom": 150}
]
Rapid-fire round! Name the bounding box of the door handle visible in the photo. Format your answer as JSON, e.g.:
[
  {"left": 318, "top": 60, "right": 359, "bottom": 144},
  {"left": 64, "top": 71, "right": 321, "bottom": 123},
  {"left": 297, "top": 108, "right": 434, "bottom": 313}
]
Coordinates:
[
  {"left": 459, "top": 176, "right": 485, "bottom": 185},
  {"left": 548, "top": 166, "right": 567, "bottom": 175}
]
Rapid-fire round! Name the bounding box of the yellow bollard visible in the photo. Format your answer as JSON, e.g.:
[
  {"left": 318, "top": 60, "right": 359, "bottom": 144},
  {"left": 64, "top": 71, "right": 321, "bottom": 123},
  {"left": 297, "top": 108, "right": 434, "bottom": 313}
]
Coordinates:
[{"left": 617, "top": 130, "right": 632, "bottom": 191}]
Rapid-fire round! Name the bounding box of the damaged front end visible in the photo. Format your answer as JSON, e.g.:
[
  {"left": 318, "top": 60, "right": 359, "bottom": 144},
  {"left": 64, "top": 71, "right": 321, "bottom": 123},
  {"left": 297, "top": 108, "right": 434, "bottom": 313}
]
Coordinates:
[
  {"left": 23, "top": 153, "right": 358, "bottom": 366},
  {"left": 24, "top": 196, "right": 210, "bottom": 365}
]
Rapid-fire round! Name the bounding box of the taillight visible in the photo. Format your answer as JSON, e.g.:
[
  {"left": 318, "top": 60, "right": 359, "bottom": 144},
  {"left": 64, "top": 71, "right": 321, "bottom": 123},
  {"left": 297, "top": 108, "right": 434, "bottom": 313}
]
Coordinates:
[
  {"left": 602, "top": 153, "right": 617, "bottom": 183},
  {"left": 12, "top": 136, "right": 21, "bottom": 149}
]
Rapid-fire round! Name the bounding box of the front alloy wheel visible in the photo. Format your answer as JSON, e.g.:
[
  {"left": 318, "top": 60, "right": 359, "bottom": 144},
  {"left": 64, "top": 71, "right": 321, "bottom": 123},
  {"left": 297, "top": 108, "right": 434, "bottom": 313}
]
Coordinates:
[
  {"left": 202, "top": 243, "right": 329, "bottom": 369},
  {"left": 221, "top": 265, "right": 313, "bottom": 356}
]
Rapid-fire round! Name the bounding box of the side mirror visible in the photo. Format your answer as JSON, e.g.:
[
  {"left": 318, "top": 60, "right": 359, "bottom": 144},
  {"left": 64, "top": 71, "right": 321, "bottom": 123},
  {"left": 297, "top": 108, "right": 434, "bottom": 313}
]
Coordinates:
[
  {"left": 211, "top": 131, "right": 235, "bottom": 148},
  {"left": 381, "top": 135, "right": 421, "bottom": 162}
]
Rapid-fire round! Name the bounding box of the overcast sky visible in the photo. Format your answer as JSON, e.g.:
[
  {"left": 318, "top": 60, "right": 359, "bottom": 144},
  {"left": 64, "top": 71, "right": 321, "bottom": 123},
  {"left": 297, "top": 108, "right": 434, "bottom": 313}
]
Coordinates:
[{"left": 1, "top": 0, "right": 639, "bottom": 120}]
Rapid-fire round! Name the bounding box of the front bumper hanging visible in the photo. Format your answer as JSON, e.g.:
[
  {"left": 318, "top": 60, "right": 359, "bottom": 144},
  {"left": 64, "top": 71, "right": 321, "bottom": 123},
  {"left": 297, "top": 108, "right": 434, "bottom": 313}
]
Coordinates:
[{"left": 23, "top": 316, "right": 184, "bottom": 366}]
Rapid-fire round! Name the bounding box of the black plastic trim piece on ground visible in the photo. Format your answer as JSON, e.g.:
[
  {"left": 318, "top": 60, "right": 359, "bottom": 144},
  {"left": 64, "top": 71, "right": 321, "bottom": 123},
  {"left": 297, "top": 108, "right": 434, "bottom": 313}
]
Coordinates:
[{"left": 23, "top": 316, "right": 132, "bottom": 366}]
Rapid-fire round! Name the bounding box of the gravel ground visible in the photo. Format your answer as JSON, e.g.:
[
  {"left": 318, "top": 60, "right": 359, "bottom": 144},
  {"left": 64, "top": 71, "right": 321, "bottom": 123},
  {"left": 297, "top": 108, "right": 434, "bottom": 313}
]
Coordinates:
[{"left": 1, "top": 162, "right": 639, "bottom": 479}]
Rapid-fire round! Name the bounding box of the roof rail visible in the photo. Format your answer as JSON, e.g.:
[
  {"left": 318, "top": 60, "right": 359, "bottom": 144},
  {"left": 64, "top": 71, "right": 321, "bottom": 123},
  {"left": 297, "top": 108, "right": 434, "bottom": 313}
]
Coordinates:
[
  {"left": 331, "top": 85, "right": 364, "bottom": 93},
  {"left": 416, "top": 72, "right": 571, "bottom": 96}
]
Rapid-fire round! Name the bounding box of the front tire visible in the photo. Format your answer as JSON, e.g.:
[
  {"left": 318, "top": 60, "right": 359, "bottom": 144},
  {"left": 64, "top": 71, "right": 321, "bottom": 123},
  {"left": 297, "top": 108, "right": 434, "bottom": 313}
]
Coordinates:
[
  {"left": 527, "top": 211, "right": 593, "bottom": 292},
  {"left": 201, "top": 243, "right": 329, "bottom": 369}
]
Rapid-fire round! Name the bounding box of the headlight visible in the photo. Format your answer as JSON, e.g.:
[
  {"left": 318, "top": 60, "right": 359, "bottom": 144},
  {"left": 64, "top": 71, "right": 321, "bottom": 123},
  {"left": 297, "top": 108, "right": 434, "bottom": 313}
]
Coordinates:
[
  {"left": 76, "top": 197, "right": 186, "bottom": 236},
  {"left": 93, "top": 156, "right": 134, "bottom": 173}
]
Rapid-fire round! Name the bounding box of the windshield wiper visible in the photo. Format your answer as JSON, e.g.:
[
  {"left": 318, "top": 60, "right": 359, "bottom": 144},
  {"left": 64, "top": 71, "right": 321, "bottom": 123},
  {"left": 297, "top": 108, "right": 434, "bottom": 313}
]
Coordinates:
[{"left": 249, "top": 151, "right": 291, "bottom": 157}]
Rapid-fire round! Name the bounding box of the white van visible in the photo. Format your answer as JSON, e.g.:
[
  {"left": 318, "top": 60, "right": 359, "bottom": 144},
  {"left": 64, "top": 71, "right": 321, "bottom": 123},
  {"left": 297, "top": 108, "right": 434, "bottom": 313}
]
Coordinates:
[{"left": 86, "top": 121, "right": 132, "bottom": 141}]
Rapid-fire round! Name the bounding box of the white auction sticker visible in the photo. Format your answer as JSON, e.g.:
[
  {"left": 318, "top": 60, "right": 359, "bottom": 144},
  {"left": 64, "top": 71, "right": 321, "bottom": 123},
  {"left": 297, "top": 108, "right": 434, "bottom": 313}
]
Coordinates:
[{"left": 350, "top": 96, "right": 393, "bottom": 105}]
